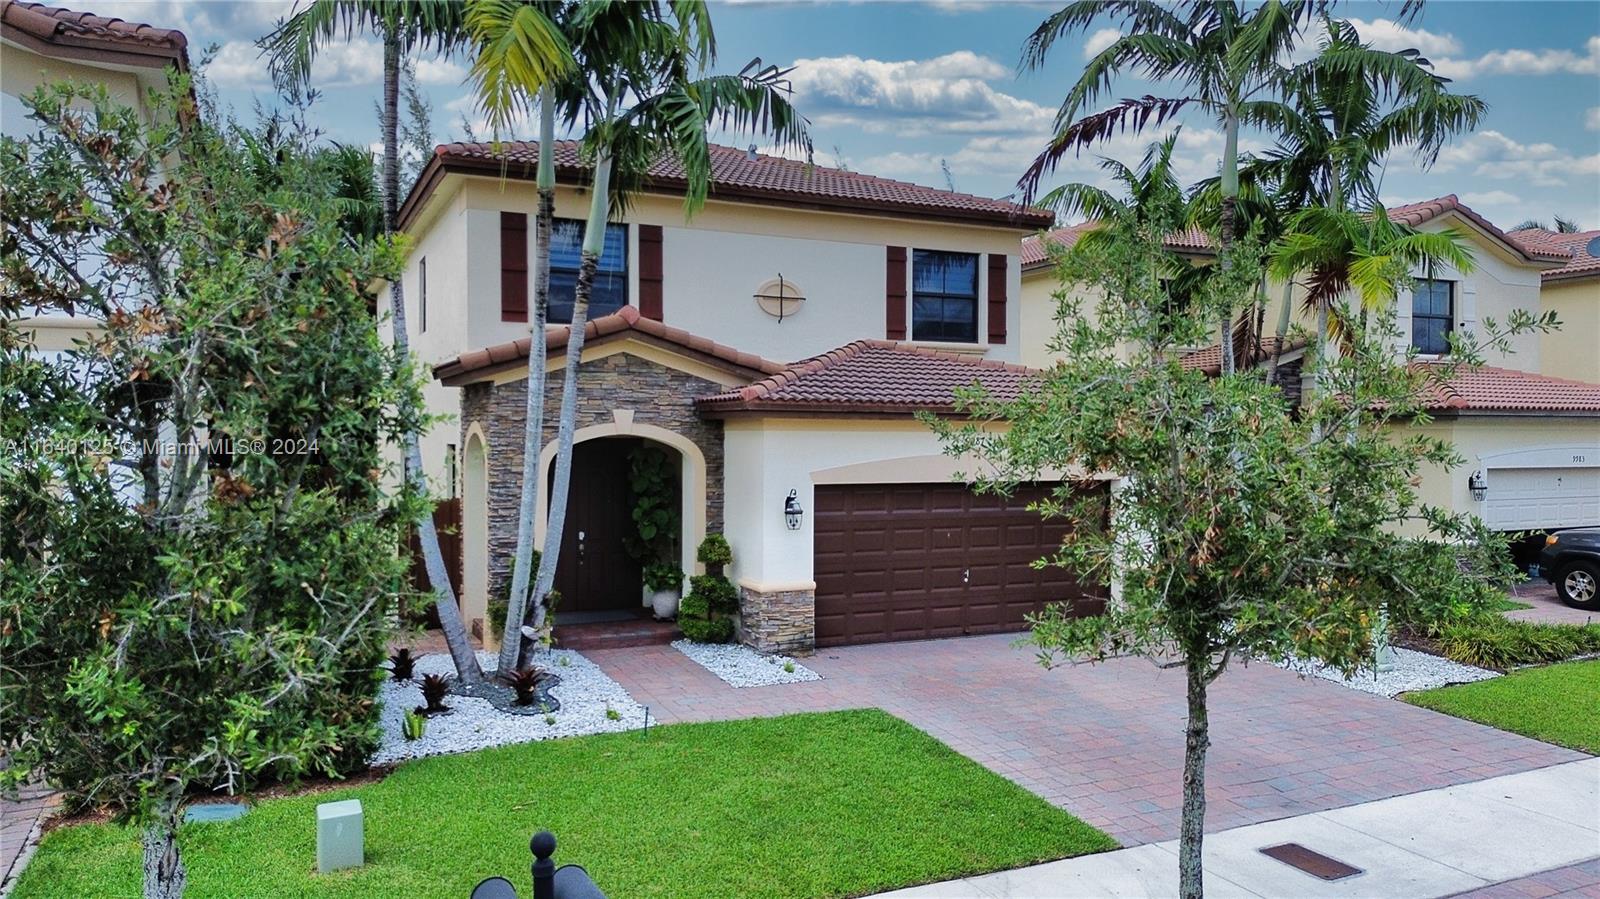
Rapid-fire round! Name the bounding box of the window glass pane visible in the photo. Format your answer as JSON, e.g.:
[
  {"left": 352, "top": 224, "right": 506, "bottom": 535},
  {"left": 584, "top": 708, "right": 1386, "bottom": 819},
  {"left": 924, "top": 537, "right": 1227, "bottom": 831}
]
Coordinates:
[
  {"left": 548, "top": 219, "right": 628, "bottom": 323},
  {"left": 550, "top": 219, "right": 584, "bottom": 270},
  {"left": 547, "top": 268, "right": 577, "bottom": 323},
  {"left": 913, "top": 250, "right": 977, "bottom": 296},
  {"left": 599, "top": 223, "right": 627, "bottom": 273}
]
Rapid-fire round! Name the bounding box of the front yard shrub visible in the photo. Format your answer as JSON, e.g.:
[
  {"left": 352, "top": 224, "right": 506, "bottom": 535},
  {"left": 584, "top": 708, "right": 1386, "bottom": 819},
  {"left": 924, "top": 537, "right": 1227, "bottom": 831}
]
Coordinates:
[
  {"left": 679, "top": 534, "right": 738, "bottom": 643},
  {"left": 1436, "top": 618, "right": 1600, "bottom": 670}
]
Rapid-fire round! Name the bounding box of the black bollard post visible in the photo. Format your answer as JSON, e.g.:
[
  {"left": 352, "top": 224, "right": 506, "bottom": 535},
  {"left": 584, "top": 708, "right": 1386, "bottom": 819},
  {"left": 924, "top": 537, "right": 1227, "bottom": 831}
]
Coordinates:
[{"left": 530, "top": 831, "right": 556, "bottom": 899}]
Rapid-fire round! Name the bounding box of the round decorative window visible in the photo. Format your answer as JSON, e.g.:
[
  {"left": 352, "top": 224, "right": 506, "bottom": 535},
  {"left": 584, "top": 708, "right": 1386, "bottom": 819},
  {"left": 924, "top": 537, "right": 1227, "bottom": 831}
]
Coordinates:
[{"left": 754, "top": 276, "right": 806, "bottom": 320}]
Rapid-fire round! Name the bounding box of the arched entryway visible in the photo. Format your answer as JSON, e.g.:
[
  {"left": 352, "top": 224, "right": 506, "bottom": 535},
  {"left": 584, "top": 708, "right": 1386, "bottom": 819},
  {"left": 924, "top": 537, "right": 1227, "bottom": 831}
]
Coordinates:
[
  {"left": 462, "top": 428, "right": 489, "bottom": 646},
  {"left": 536, "top": 418, "right": 705, "bottom": 614}
]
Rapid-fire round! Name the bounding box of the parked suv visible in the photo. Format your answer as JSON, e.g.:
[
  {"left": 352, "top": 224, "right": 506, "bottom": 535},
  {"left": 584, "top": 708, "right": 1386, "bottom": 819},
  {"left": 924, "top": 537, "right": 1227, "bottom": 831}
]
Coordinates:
[{"left": 1539, "top": 528, "right": 1600, "bottom": 610}]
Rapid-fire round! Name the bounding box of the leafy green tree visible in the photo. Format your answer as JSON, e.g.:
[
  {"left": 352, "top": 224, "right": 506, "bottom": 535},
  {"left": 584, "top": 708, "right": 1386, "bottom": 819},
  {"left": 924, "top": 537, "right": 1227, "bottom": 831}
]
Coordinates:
[
  {"left": 262, "top": 0, "right": 486, "bottom": 681},
  {"left": 1509, "top": 216, "right": 1581, "bottom": 234},
  {"left": 1, "top": 81, "right": 424, "bottom": 899},
  {"left": 933, "top": 214, "right": 1540, "bottom": 899},
  {"left": 484, "top": 0, "right": 811, "bottom": 665}
]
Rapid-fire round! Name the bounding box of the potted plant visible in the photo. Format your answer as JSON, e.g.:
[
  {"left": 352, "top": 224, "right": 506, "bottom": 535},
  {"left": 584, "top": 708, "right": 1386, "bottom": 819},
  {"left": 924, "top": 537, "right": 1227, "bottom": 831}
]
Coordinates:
[{"left": 644, "top": 562, "right": 684, "bottom": 619}]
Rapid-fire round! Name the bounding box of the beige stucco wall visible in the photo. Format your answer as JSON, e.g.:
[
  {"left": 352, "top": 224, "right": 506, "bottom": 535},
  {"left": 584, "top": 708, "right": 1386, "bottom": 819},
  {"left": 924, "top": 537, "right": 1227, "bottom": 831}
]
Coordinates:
[
  {"left": 1539, "top": 277, "right": 1600, "bottom": 384},
  {"left": 1400, "top": 416, "right": 1600, "bottom": 536}
]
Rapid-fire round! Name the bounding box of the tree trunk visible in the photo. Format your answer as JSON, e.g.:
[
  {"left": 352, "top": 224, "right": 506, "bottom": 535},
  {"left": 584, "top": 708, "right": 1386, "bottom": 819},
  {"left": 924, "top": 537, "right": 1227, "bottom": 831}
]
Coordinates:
[
  {"left": 380, "top": 31, "right": 481, "bottom": 681},
  {"left": 141, "top": 807, "right": 185, "bottom": 899},
  {"left": 1265, "top": 280, "right": 1294, "bottom": 386},
  {"left": 1216, "top": 111, "right": 1240, "bottom": 377},
  {"left": 500, "top": 95, "right": 558, "bottom": 674},
  {"left": 527, "top": 152, "right": 613, "bottom": 641},
  {"left": 1179, "top": 658, "right": 1211, "bottom": 899}
]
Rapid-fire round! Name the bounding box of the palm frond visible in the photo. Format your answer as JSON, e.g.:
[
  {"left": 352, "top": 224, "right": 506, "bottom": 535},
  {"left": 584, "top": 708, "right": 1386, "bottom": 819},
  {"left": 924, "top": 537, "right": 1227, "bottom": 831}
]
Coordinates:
[{"left": 1017, "top": 95, "right": 1192, "bottom": 204}]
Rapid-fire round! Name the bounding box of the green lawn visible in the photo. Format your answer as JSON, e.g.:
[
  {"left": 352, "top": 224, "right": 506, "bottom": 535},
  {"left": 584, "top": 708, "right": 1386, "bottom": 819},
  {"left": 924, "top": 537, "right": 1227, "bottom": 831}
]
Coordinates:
[
  {"left": 1404, "top": 660, "right": 1600, "bottom": 754},
  {"left": 14, "top": 709, "right": 1113, "bottom": 899}
]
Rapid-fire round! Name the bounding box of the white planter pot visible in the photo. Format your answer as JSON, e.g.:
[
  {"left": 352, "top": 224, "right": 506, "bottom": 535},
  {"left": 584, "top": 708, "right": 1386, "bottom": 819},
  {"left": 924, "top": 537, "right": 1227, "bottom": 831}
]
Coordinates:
[{"left": 650, "top": 589, "right": 680, "bottom": 620}]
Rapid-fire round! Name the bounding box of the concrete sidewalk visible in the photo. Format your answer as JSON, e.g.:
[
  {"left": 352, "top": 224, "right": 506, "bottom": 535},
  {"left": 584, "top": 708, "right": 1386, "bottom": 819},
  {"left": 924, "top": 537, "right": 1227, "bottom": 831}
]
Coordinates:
[{"left": 875, "top": 758, "right": 1600, "bottom": 898}]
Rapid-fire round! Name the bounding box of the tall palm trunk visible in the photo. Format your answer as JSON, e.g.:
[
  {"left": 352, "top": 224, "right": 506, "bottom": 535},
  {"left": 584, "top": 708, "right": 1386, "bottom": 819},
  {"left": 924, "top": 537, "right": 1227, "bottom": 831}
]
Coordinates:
[
  {"left": 527, "top": 151, "right": 613, "bottom": 640},
  {"left": 1178, "top": 659, "right": 1210, "bottom": 899},
  {"left": 380, "top": 31, "right": 481, "bottom": 681},
  {"left": 1216, "top": 111, "right": 1241, "bottom": 376},
  {"left": 1266, "top": 280, "right": 1295, "bottom": 386},
  {"left": 500, "top": 93, "right": 557, "bottom": 673}
]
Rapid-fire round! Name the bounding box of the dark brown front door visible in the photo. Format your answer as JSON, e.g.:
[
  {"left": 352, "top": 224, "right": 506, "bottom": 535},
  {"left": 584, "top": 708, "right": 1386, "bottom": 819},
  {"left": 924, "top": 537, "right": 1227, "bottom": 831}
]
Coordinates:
[
  {"left": 813, "top": 482, "right": 1106, "bottom": 647},
  {"left": 551, "top": 438, "right": 641, "bottom": 613}
]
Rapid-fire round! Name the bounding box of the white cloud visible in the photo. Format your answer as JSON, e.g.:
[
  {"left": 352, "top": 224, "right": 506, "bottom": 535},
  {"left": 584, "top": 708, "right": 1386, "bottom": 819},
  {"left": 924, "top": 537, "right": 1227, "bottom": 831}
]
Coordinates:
[
  {"left": 1432, "top": 129, "right": 1600, "bottom": 189},
  {"left": 1345, "top": 18, "right": 1462, "bottom": 58},
  {"left": 414, "top": 58, "right": 467, "bottom": 86},
  {"left": 1434, "top": 35, "right": 1600, "bottom": 80},
  {"left": 205, "top": 38, "right": 388, "bottom": 89},
  {"left": 1588, "top": 107, "right": 1600, "bottom": 131},
  {"left": 786, "top": 51, "right": 1051, "bottom": 138},
  {"left": 204, "top": 41, "right": 270, "bottom": 90},
  {"left": 1084, "top": 28, "right": 1122, "bottom": 59}
]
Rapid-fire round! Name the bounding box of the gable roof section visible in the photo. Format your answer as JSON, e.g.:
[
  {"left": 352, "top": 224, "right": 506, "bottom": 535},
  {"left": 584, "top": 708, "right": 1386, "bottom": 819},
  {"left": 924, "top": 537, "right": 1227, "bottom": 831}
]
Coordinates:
[
  {"left": 696, "top": 341, "right": 1036, "bottom": 416},
  {"left": 1387, "top": 195, "right": 1569, "bottom": 266},
  {"left": 1507, "top": 228, "right": 1600, "bottom": 283},
  {"left": 1022, "top": 223, "right": 1213, "bottom": 271},
  {"left": 1419, "top": 365, "right": 1600, "bottom": 415},
  {"left": 434, "top": 304, "right": 785, "bottom": 386},
  {"left": 400, "top": 140, "right": 1054, "bottom": 232},
  {"left": 1, "top": 1, "right": 187, "bottom": 69},
  {"left": 1179, "top": 337, "right": 1308, "bottom": 376}
]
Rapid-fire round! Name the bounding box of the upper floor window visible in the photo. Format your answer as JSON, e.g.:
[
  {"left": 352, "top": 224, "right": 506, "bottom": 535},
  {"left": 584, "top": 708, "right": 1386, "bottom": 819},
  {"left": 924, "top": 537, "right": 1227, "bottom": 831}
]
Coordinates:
[
  {"left": 911, "top": 250, "right": 978, "bottom": 343},
  {"left": 1411, "top": 278, "right": 1453, "bottom": 355},
  {"left": 550, "top": 219, "right": 628, "bottom": 323}
]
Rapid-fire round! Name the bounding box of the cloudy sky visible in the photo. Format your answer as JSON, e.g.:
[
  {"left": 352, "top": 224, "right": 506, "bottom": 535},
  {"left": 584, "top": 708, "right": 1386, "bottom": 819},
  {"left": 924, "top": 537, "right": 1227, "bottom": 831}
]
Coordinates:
[{"left": 90, "top": 0, "right": 1600, "bottom": 231}]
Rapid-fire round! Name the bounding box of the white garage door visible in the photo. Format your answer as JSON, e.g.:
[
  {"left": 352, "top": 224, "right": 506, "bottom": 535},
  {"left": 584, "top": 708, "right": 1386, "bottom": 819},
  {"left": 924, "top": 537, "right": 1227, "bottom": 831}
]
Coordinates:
[{"left": 1485, "top": 467, "right": 1600, "bottom": 531}]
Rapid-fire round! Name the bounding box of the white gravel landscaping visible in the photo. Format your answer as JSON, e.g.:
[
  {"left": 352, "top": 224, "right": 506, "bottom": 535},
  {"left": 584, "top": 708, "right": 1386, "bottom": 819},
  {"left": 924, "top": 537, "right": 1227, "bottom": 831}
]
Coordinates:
[
  {"left": 672, "top": 639, "right": 820, "bottom": 687},
  {"left": 1278, "top": 647, "right": 1499, "bottom": 698},
  {"left": 372, "top": 649, "right": 645, "bottom": 764}
]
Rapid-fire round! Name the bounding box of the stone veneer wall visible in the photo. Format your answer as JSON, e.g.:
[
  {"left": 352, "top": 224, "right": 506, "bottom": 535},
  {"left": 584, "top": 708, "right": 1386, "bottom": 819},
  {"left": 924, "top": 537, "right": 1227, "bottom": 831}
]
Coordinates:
[
  {"left": 460, "top": 352, "right": 726, "bottom": 603},
  {"left": 738, "top": 586, "right": 816, "bottom": 653}
]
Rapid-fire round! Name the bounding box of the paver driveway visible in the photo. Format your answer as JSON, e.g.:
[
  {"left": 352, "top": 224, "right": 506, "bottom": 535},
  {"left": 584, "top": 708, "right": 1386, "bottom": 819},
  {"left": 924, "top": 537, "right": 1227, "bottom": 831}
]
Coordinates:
[{"left": 588, "top": 634, "right": 1587, "bottom": 845}]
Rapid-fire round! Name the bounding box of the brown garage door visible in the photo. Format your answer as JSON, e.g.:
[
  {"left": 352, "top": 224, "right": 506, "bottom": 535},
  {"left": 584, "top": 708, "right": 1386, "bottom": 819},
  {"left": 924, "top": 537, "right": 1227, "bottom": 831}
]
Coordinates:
[{"left": 813, "top": 482, "right": 1107, "bottom": 647}]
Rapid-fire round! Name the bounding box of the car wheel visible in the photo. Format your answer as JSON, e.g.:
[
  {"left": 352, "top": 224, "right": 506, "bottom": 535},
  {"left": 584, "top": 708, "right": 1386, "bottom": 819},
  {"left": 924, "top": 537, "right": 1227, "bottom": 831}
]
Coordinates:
[{"left": 1556, "top": 560, "right": 1600, "bottom": 611}]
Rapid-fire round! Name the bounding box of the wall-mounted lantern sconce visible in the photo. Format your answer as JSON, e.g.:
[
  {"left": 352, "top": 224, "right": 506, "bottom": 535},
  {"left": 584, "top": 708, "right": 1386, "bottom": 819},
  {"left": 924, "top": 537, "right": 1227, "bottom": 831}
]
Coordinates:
[
  {"left": 1468, "top": 470, "right": 1487, "bottom": 502},
  {"left": 784, "top": 489, "right": 803, "bottom": 530}
]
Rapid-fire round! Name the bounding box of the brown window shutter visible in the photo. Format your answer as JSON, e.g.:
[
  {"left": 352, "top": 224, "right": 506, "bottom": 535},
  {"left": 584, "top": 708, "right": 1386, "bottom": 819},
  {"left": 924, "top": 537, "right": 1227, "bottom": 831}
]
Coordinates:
[
  {"left": 500, "top": 211, "right": 528, "bottom": 322},
  {"left": 638, "top": 224, "right": 664, "bottom": 320},
  {"left": 886, "top": 245, "right": 907, "bottom": 340},
  {"left": 987, "top": 253, "right": 1008, "bottom": 344}
]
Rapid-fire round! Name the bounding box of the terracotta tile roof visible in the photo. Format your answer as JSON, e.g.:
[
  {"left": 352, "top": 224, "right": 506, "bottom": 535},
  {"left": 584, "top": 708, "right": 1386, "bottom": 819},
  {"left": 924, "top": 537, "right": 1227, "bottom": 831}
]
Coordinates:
[
  {"left": 1021, "top": 223, "right": 1213, "bottom": 270},
  {"left": 1418, "top": 365, "right": 1600, "bottom": 414},
  {"left": 1179, "top": 337, "right": 1308, "bottom": 376},
  {"left": 401, "top": 140, "right": 1053, "bottom": 231},
  {"left": 1507, "top": 228, "right": 1600, "bottom": 282},
  {"left": 1386, "top": 195, "right": 1569, "bottom": 265},
  {"left": 1, "top": 1, "right": 187, "bottom": 68},
  {"left": 434, "top": 305, "right": 786, "bottom": 386},
  {"left": 696, "top": 341, "right": 1037, "bottom": 416}
]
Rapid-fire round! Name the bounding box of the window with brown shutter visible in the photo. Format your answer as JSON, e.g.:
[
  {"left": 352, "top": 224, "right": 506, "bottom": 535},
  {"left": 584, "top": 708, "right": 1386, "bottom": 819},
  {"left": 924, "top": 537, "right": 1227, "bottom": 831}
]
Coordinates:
[
  {"left": 987, "top": 253, "right": 1007, "bottom": 344},
  {"left": 500, "top": 211, "right": 528, "bottom": 322},
  {"left": 638, "top": 224, "right": 664, "bottom": 320},
  {"left": 886, "top": 245, "right": 907, "bottom": 340}
]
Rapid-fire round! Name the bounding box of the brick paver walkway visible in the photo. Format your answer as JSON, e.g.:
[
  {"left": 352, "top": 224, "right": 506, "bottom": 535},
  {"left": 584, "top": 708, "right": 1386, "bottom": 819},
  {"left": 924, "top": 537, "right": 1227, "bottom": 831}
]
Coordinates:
[
  {"left": 589, "top": 634, "right": 1588, "bottom": 845},
  {"left": 1, "top": 783, "right": 59, "bottom": 895},
  {"left": 1453, "top": 859, "right": 1600, "bottom": 898}
]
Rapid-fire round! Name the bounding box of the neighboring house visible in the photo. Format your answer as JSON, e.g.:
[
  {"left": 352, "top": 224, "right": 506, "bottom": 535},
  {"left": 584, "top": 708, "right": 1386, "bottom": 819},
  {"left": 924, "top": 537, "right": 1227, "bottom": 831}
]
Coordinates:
[
  {"left": 1508, "top": 227, "right": 1600, "bottom": 385},
  {"left": 400, "top": 141, "right": 1112, "bottom": 651},
  {"left": 1020, "top": 195, "right": 1600, "bottom": 538},
  {"left": 1, "top": 0, "right": 188, "bottom": 351}
]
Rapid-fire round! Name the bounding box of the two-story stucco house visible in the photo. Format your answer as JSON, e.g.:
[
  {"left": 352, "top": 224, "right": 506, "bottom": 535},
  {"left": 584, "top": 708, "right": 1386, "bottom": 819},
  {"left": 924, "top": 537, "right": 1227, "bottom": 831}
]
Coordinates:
[
  {"left": 396, "top": 140, "right": 1112, "bottom": 652},
  {"left": 1020, "top": 195, "right": 1600, "bottom": 539},
  {"left": 1, "top": 0, "right": 188, "bottom": 352}
]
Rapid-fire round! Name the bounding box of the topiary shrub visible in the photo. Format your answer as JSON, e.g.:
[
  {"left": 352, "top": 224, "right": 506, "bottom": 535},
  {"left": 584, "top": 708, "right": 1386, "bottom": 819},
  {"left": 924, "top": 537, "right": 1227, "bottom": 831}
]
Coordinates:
[{"left": 679, "top": 534, "right": 738, "bottom": 643}]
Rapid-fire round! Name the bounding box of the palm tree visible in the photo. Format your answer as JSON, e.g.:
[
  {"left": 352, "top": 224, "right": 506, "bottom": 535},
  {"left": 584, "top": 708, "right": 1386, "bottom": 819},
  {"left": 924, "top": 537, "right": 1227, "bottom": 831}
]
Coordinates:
[
  {"left": 463, "top": 0, "right": 574, "bottom": 675},
  {"left": 1510, "top": 216, "right": 1580, "bottom": 233},
  {"left": 1257, "top": 16, "right": 1484, "bottom": 380},
  {"left": 500, "top": 0, "right": 811, "bottom": 668},
  {"left": 1019, "top": 0, "right": 1326, "bottom": 377},
  {"left": 261, "top": 1, "right": 487, "bottom": 681},
  {"left": 1270, "top": 202, "right": 1477, "bottom": 397}
]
